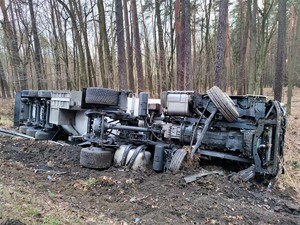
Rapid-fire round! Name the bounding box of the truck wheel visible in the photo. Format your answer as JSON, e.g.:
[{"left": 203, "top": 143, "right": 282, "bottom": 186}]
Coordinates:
[
  {"left": 35, "top": 130, "right": 55, "bottom": 140},
  {"left": 207, "top": 86, "right": 239, "bottom": 122},
  {"left": 85, "top": 88, "right": 119, "bottom": 106},
  {"left": 26, "top": 128, "right": 39, "bottom": 137},
  {"left": 80, "top": 147, "right": 113, "bottom": 169},
  {"left": 19, "top": 125, "right": 30, "bottom": 134},
  {"left": 168, "top": 149, "right": 187, "bottom": 173}
]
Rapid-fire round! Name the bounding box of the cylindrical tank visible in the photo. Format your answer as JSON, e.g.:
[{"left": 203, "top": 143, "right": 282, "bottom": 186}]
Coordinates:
[
  {"left": 153, "top": 144, "right": 165, "bottom": 172},
  {"left": 138, "top": 92, "right": 148, "bottom": 117}
]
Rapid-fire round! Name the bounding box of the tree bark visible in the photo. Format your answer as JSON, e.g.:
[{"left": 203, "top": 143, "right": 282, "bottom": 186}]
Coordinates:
[
  {"left": 98, "top": 0, "right": 113, "bottom": 88},
  {"left": 287, "top": 2, "right": 300, "bottom": 114},
  {"left": 247, "top": 0, "right": 257, "bottom": 94},
  {"left": 214, "top": 0, "right": 229, "bottom": 87},
  {"left": 116, "top": 0, "right": 127, "bottom": 89},
  {"left": 155, "top": 0, "right": 166, "bottom": 92},
  {"left": 175, "top": 0, "right": 184, "bottom": 90},
  {"left": 28, "top": 0, "right": 44, "bottom": 90},
  {"left": 131, "top": 0, "right": 144, "bottom": 93},
  {"left": 237, "top": 0, "right": 249, "bottom": 95},
  {"left": 123, "top": 0, "right": 135, "bottom": 92},
  {"left": 0, "top": 0, "right": 28, "bottom": 91},
  {"left": 167, "top": 0, "right": 175, "bottom": 90},
  {"left": 0, "top": 59, "right": 11, "bottom": 98},
  {"left": 274, "top": 0, "right": 286, "bottom": 101},
  {"left": 58, "top": 0, "right": 88, "bottom": 89},
  {"left": 204, "top": 0, "right": 212, "bottom": 91},
  {"left": 184, "top": 0, "right": 192, "bottom": 90}
]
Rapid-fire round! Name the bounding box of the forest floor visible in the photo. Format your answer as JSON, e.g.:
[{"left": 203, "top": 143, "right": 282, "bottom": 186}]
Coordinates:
[{"left": 0, "top": 88, "right": 300, "bottom": 225}]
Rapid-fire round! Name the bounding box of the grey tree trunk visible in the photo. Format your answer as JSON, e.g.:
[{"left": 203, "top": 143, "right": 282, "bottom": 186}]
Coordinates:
[
  {"left": 247, "top": 0, "right": 257, "bottom": 94},
  {"left": 184, "top": 0, "right": 192, "bottom": 90},
  {"left": 214, "top": 0, "right": 229, "bottom": 87},
  {"left": 287, "top": 2, "right": 300, "bottom": 114},
  {"left": 131, "top": 0, "right": 144, "bottom": 93},
  {"left": 274, "top": 0, "right": 286, "bottom": 102},
  {"left": 0, "top": 0, "right": 28, "bottom": 91},
  {"left": 0, "top": 59, "right": 11, "bottom": 98},
  {"left": 28, "top": 0, "right": 44, "bottom": 90},
  {"left": 237, "top": 0, "right": 249, "bottom": 95},
  {"left": 123, "top": 0, "right": 135, "bottom": 92},
  {"left": 156, "top": 0, "right": 166, "bottom": 92},
  {"left": 116, "top": 0, "right": 127, "bottom": 89}
]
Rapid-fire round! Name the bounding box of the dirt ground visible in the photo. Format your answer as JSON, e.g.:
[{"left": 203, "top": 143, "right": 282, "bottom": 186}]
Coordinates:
[{"left": 0, "top": 88, "right": 300, "bottom": 225}]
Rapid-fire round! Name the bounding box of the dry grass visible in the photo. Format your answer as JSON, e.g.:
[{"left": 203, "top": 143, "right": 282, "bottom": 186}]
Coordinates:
[
  {"left": 0, "top": 171, "right": 114, "bottom": 225},
  {"left": 0, "top": 98, "right": 14, "bottom": 128},
  {"left": 276, "top": 87, "right": 300, "bottom": 201}
]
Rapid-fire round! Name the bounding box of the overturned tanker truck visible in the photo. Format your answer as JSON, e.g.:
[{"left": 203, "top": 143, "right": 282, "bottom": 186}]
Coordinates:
[{"left": 14, "top": 86, "right": 286, "bottom": 180}]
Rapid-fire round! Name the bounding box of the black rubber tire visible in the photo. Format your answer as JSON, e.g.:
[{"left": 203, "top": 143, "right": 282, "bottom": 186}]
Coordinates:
[
  {"left": 126, "top": 145, "right": 146, "bottom": 168},
  {"left": 168, "top": 149, "right": 187, "bottom": 173},
  {"left": 80, "top": 147, "right": 113, "bottom": 169},
  {"left": 38, "top": 90, "right": 52, "bottom": 98},
  {"left": 121, "top": 144, "right": 134, "bottom": 166},
  {"left": 207, "top": 86, "right": 239, "bottom": 122},
  {"left": 19, "top": 125, "right": 31, "bottom": 134},
  {"left": 35, "top": 130, "right": 56, "bottom": 140},
  {"left": 85, "top": 88, "right": 119, "bottom": 106},
  {"left": 26, "top": 128, "right": 39, "bottom": 137},
  {"left": 21, "top": 90, "right": 39, "bottom": 97}
]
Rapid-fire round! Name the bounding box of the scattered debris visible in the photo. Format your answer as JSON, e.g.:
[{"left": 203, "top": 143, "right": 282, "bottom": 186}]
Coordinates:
[
  {"left": 33, "top": 168, "right": 67, "bottom": 175},
  {"left": 184, "top": 170, "right": 224, "bottom": 183},
  {"left": 237, "top": 165, "right": 256, "bottom": 182}
]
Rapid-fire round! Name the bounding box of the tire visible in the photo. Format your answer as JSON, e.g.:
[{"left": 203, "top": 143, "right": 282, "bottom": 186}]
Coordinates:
[
  {"left": 120, "top": 144, "right": 134, "bottom": 166},
  {"left": 26, "top": 128, "right": 39, "bottom": 137},
  {"left": 126, "top": 145, "right": 146, "bottom": 169},
  {"left": 207, "top": 86, "right": 239, "bottom": 122},
  {"left": 38, "top": 90, "right": 52, "bottom": 98},
  {"left": 19, "top": 125, "right": 31, "bottom": 134},
  {"left": 168, "top": 149, "right": 187, "bottom": 173},
  {"left": 80, "top": 147, "right": 113, "bottom": 169},
  {"left": 21, "top": 90, "right": 39, "bottom": 98},
  {"left": 85, "top": 88, "right": 119, "bottom": 106},
  {"left": 35, "top": 130, "right": 56, "bottom": 140}
]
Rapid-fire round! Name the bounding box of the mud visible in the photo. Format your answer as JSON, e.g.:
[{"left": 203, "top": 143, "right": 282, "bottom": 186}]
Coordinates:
[{"left": 0, "top": 137, "right": 299, "bottom": 224}]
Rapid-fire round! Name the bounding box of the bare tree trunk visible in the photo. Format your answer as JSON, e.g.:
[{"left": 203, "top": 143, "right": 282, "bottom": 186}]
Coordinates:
[
  {"left": 0, "top": 59, "right": 11, "bottom": 98},
  {"left": 175, "top": 0, "right": 184, "bottom": 90},
  {"left": 184, "top": 0, "right": 192, "bottom": 90},
  {"left": 53, "top": 0, "right": 73, "bottom": 89},
  {"left": 167, "top": 0, "right": 175, "bottom": 90},
  {"left": 204, "top": 0, "right": 212, "bottom": 91},
  {"left": 58, "top": 0, "right": 88, "bottom": 89},
  {"left": 247, "top": 0, "right": 257, "bottom": 94},
  {"left": 98, "top": 0, "right": 114, "bottom": 88},
  {"left": 237, "top": 0, "right": 249, "bottom": 95},
  {"left": 123, "top": 0, "right": 135, "bottom": 92},
  {"left": 0, "top": 0, "right": 28, "bottom": 91},
  {"left": 141, "top": 9, "right": 152, "bottom": 93},
  {"left": 214, "top": 0, "right": 229, "bottom": 87},
  {"left": 192, "top": 0, "right": 197, "bottom": 89},
  {"left": 115, "top": 0, "right": 127, "bottom": 89},
  {"left": 155, "top": 0, "right": 166, "bottom": 92},
  {"left": 274, "top": 0, "right": 286, "bottom": 101},
  {"left": 131, "top": 0, "right": 144, "bottom": 93},
  {"left": 49, "top": 0, "right": 62, "bottom": 89},
  {"left": 224, "top": 14, "right": 231, "bottom": 91},
  {"left": 28, "top": 0, "right": 44, "bottom": 90},
  {"left": 287, "top": 2, "right": 300, "bottom": 114},
  {"left": 73, "top": 0, "right": 96, "bottom": 87}
]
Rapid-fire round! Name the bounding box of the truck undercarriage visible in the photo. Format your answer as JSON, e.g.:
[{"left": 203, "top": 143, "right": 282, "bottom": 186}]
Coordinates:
[{"left": 14, "top": 86, "right": 286, "bottom": 180}]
